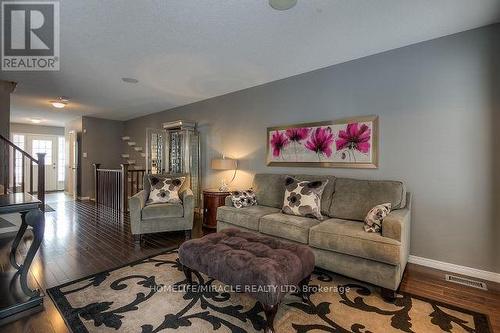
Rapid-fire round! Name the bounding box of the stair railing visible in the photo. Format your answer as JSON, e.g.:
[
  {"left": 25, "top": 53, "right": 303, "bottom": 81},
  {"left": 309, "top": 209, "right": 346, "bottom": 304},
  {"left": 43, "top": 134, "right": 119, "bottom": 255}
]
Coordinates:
[
  {"left": 0, "top": 134, "right": 46, "bottom": 208},
  {"left": 93, "top": 163, "right": 146, "bottom": 212}
]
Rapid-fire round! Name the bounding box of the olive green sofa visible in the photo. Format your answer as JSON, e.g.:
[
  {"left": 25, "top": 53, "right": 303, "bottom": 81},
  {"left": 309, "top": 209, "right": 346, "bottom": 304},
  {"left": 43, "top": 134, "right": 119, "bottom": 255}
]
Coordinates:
[{"left": 216, "top": 173, "right": 411, "bottom": 297}]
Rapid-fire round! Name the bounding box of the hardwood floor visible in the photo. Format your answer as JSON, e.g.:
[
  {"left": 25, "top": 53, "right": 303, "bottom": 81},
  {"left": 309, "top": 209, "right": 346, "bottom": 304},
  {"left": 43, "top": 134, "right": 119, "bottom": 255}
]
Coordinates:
[{"left": 0, "top": 194, "right": 498, "bottom": 333}]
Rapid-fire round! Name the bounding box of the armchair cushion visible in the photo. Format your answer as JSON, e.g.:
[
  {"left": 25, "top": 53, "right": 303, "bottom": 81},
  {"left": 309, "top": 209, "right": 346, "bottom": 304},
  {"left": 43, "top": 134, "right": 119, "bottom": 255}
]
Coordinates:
[
  {"left": 147, "top": 175, "right": 185, "bottom": 204},
  {"left": 142, "top": 203, "right": 184, "bottom": 220}
]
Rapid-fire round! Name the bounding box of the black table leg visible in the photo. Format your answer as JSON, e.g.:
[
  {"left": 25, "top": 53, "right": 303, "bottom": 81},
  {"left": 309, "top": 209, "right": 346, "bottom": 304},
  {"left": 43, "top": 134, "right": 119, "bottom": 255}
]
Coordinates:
[
  {"left": 18, "top": 209, "right": 45, "bottom": 298},
  {"left": 9, "top": 211, "right": 28, "bottom": 269},
  {"left": 261, "top": 303, "right": 278, "bottom": 333}
]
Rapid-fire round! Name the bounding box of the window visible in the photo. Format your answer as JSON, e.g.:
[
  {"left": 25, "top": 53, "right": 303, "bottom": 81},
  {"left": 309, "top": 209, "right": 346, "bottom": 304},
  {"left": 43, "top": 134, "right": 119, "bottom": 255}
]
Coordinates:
[
  {"left": 32, "top": 140, "right": 52, "bottom": 165},
  {"left": 58, "top": 137, "right": 65, "bottom": 182},
  {"left": 12, "top": 134, "right": 25, "bottom": 185}
]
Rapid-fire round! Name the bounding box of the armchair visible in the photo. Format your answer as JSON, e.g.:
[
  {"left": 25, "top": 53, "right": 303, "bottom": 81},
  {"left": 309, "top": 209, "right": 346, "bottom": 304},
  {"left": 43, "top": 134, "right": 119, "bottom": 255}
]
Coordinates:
[{"left": 129, "top": 173, "right": 195, "bottom": 243}]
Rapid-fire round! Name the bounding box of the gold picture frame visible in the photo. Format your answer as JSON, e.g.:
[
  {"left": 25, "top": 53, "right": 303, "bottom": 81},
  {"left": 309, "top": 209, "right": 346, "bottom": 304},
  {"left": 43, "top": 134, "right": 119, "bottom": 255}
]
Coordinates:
[{"left": 266, "top": 115, "right": 378, "bottom": 168}]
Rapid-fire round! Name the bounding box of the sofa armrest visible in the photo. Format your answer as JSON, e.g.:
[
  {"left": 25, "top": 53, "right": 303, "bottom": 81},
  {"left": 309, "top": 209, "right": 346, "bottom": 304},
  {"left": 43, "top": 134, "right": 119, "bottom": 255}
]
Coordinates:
[
  {"left": 224, "top": 195, "right": 233, "bottom": 207},
  {"left": 382, "top": 208, "right": 410, "bottom": 242},
  {"left": 129, "top": 190, "right": 147, "bottom": 232},
  {"left": 182, "top": 188, "right": 195, "bottom": 229}
]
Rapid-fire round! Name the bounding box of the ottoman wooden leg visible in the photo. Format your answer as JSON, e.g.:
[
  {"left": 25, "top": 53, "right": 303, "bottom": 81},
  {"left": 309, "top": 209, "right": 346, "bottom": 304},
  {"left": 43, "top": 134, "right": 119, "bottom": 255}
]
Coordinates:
[
  {"left": 183, "top": 265, "right": 193, "bottom": 285},
  {"left": 298, "top": 274, "right": 311, "bottom": 303},
  {"left": 262, "top": 303, "right": 278, "bottom": 333}
]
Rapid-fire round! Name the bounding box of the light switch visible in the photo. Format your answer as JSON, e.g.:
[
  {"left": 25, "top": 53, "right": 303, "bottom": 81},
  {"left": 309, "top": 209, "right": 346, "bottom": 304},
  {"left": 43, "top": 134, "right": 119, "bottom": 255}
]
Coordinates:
[{"left": 83, "top": 152, "right": 87, "bottom": 158}]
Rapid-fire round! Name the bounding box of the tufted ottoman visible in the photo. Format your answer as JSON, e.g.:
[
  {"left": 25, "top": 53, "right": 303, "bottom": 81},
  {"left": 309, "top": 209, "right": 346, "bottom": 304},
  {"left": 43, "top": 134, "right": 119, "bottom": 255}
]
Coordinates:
[{"left": 178, "top": 228, "right": 315, "bottom": 333}]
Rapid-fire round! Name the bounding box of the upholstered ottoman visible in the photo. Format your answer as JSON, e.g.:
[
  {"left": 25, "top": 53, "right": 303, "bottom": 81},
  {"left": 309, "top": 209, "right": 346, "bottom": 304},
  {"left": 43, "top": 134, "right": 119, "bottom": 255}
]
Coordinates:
[{"left": 178, "top": 228, "right": 315, "bottom": 333}]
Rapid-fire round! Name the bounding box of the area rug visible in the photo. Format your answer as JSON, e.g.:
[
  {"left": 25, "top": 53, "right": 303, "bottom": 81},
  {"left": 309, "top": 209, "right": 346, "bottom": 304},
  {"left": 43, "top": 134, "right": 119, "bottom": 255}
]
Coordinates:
[{"left": 47, "top": 249, "right": 491, "bottom": 333}]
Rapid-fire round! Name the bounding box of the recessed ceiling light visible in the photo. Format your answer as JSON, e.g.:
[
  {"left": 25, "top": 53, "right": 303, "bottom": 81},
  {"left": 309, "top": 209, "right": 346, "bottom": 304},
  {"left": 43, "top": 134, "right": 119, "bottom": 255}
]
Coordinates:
[
  {"left": 50, "top": 96, "right": 69, "bottom": 108},
  {"left": 269, "top": 0, "right": 297, "bottom": 10},
  {"left": 122, "top": 77, "right": 139, "bottom": 84}
]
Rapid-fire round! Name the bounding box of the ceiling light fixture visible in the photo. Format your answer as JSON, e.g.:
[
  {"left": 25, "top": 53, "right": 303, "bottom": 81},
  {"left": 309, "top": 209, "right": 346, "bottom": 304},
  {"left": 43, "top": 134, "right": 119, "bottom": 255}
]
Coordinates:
[
  {"left": 50, "top": 97, "right": 69, "bottom": 108},
  {"left": 30, "top": 118, "right": 42, "bottom": 124},
  {"left": 269, "top": 0, "right": 297, "bottom": 10},
  {"left": 122, "top": 77, "right": 139, "bottom": 84}
]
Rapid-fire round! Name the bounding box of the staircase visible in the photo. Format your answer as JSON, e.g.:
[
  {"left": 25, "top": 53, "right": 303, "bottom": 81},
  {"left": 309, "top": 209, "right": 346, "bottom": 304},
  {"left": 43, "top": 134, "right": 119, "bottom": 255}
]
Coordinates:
[
  {"left": 121, "top": 136, "right": 146, "bottom": 170},
  {"left": 0, "top": 134, "right": 46, "bottom": 208}
]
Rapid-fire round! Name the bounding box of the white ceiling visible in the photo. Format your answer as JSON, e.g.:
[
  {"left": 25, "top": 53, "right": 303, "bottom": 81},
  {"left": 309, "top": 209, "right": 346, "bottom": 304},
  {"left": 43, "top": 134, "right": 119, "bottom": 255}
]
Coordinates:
[{"left": 2, "top": 0, "right": 500, "bottom": 127}]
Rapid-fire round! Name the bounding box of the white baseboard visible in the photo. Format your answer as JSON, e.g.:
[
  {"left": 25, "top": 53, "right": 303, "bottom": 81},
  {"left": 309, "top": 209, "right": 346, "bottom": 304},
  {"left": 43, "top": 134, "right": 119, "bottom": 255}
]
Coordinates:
[
  {"left": 408, "top": 255, "right": 500, "bottom": 283},
  {"left": 78, "top": 196, "right": 90, "bottom": 201}
]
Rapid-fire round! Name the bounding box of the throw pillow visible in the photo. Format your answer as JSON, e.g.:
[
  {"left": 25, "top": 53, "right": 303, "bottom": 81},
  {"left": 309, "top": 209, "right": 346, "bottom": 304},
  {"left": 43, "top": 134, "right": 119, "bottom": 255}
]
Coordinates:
[
  {"left": 147, "top": 175, "right": 185, "bottom": 204},
  {"left": 230, "top": 189, "right": 257, "bottom": 208},
  {"left": 282, "top": 176, "right": 328, "bottom": 220},
  {"left": 364, "top": 203, "right": 392, "bottom": 232}
]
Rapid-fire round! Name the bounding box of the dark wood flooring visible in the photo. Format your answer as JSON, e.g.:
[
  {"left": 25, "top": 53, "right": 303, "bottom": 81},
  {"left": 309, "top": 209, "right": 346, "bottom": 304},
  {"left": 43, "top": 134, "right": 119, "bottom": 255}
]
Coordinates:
[{"left": 0, "top": 197, "right": 499, "bottom": 333}]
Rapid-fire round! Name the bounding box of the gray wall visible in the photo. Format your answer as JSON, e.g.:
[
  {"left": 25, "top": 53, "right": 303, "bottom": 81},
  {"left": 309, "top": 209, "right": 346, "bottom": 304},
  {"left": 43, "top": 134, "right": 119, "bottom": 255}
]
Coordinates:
[
  {"left": 11, "top": 123, "right": 65, "bottom": 136},
  {"left": 81, "top": 116, "right": 125, "bottom": 198},
  {"left": 124, "top": 24, "right": 500, "bottom": 273}
]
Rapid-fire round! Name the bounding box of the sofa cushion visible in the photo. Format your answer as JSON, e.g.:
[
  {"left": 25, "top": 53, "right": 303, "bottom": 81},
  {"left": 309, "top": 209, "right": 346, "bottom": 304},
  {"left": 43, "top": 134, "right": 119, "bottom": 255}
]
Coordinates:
[
  {"left": 329, "top": 178, "right": 406, "bottom": 221},
  {"left": 282, "top": 176, "right": 328, "bottom": 220},
  {"left": 147, "top": 175, "right": 185, "bottom": 204},
  {"left": 292, "top": 175, "right": 336, "bottom": 216},
  {"left": 309, "top": 218, "right": 401, "bottom": 265},
  {"left": 142, "top": 203, "right": 184, "bottom": 220},
  {"left": 230, "top": 189, "right": 257, "bottom": 208},
  {"left": 259, "top": 213, "right": 320, "bottom": 244},
  {"left": 252, "top": 174, "right": 287, "bottom": 208},
  {"left": 217, "top": 205, "right": 280, "bottom": 231},
  {"left": 252, "top": 173, "right": 336, "bottom": 214},
  {"left": 143, "top": 173, "right": 191, "bottom": 200}
]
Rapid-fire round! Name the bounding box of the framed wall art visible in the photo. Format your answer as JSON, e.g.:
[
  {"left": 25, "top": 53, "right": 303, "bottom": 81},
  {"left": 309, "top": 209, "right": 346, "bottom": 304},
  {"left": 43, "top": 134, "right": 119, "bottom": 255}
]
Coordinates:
[{"left": 266, "top": 115, "right": 378, "bottom": 168}]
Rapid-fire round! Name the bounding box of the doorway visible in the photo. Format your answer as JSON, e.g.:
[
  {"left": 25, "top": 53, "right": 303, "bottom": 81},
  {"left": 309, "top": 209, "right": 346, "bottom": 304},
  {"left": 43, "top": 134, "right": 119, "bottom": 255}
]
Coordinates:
[{"left": 11, "top": 133, "right": 65, "bottom": 192}]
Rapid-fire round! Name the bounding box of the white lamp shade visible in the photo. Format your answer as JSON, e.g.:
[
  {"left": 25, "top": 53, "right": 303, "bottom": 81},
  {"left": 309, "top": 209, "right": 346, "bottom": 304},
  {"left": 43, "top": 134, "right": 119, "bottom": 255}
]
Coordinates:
[{"left": 211, "top": 158, "right": 237, "bottom": 170}]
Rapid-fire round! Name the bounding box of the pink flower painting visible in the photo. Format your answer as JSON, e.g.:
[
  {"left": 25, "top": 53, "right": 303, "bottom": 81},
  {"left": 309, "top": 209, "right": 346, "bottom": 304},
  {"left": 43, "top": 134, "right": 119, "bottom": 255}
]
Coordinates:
[
  {"left": 270, "top": 130, "right": 289, "bottom": 157},
  {"left": 286, "top": 128, "right": 310, "bottom": 160},
  {"left": 305, "top": 127, "right": 334, "bottom": 160},
  {"left": 285, "top": 128, "right": 310, "bottom": 142},
  {"left": 267, "top": 117, "right": 377, "bottom": 167},
  {"left": 335, "top": 122, "right": 371, "bottom": 161}
]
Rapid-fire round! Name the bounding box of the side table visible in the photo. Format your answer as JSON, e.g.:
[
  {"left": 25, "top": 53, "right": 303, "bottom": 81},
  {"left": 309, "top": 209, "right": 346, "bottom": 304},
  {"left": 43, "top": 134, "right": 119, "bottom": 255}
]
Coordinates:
[{"left": 202, "top": 189, "right": 230, "bottom": 229}]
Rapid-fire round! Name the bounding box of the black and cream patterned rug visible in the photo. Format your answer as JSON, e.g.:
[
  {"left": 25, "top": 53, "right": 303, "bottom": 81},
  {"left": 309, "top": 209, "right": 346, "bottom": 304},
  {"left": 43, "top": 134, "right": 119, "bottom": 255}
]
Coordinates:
[{"left": 47, "top": 249, "right": 491, "bottom": 333}]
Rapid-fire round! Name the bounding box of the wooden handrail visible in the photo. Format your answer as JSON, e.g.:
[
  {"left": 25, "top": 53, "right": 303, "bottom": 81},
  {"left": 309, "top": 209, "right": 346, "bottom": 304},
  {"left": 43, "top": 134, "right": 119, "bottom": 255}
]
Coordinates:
[
  {"left": 0, "top": 134, "right": 38, "bottom": 162},
  {"left": 96, "top": 168, "right": 122, "bottom": 172}
]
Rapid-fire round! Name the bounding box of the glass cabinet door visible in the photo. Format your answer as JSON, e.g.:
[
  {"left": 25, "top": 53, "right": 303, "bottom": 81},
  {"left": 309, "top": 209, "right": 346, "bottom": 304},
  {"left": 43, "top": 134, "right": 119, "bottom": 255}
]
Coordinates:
[{"left": 146, "top": 128, "right": 166, "bottom": 174}]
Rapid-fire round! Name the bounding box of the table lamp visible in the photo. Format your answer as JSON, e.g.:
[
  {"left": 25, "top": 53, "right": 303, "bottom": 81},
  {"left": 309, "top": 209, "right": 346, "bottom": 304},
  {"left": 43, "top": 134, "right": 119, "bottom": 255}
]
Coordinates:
[{"left": 211, "top": 156, "right": 238, "bottom": 192}]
